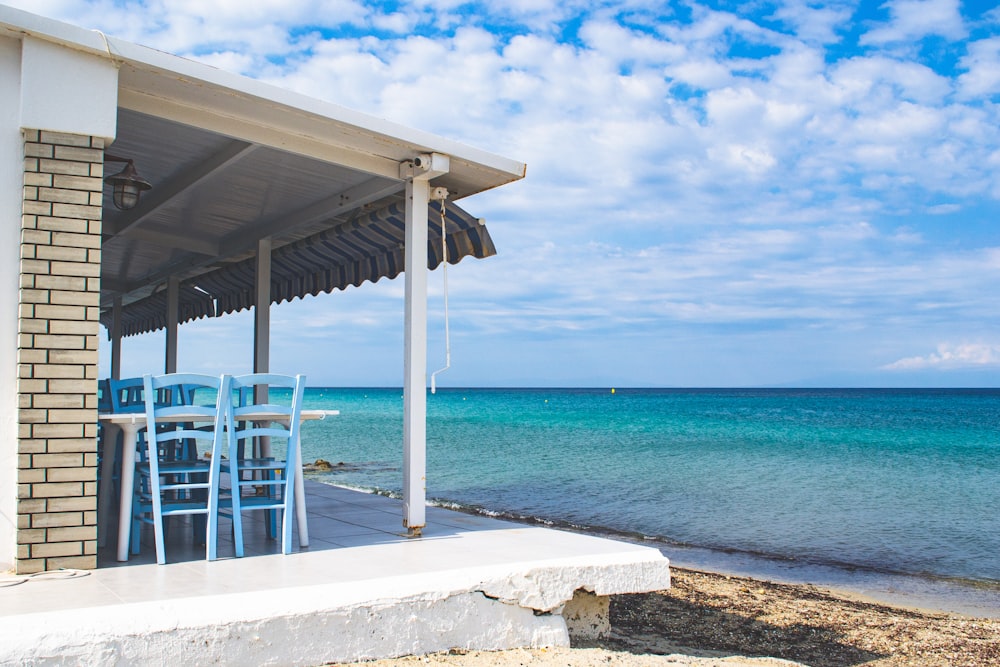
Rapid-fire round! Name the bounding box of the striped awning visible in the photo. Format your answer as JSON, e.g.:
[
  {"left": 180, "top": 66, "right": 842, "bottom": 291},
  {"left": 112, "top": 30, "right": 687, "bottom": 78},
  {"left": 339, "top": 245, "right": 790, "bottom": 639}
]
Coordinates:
[
  {"left": 100, "top": 285, "right": 217, "bottom": 338},
  {"left": 105, "top": 200, "right": 496, "bottom": 336}
]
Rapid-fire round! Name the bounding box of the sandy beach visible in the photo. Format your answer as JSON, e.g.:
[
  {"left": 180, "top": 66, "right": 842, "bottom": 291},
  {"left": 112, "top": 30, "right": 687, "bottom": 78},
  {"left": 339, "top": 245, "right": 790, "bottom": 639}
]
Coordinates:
[{"left": 336, "top": 567, "right": 999, "bottom": 667}]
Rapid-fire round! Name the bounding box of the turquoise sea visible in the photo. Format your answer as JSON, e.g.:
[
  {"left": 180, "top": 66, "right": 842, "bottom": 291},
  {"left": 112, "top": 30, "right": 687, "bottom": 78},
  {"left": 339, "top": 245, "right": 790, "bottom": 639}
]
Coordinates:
[{"left": 297, "top": 387, "right": 1000, "bottom": 616}]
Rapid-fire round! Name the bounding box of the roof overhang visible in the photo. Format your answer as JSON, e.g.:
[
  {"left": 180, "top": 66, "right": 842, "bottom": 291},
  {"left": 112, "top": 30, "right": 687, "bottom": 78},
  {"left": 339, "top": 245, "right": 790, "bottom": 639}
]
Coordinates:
[{"left": 1, "top": 6, "right": 525, "bottom": 336}]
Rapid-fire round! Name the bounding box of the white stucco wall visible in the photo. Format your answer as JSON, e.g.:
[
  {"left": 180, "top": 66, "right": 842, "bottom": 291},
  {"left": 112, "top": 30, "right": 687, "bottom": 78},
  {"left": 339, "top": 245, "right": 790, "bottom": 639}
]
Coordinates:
[
  {"left": 0, "top": 33, "right": 23, "bottom": 572},
  {"left": 19, "top": 36, "right": 117, "bottom": 139}
]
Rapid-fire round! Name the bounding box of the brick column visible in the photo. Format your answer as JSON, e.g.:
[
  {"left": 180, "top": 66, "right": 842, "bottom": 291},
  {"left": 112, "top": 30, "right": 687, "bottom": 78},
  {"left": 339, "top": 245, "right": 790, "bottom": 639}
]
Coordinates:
[{"left": 16, "top": 130, "right": 103, "bottom": 573}]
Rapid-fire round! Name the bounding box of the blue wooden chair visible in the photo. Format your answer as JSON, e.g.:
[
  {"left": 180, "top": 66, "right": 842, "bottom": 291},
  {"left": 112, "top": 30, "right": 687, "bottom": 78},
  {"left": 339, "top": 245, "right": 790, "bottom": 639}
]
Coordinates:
[
  {"left": 108, "top": 376, "right": 145, "bottom": 413},
  {"left": 132, "top": 373, "right": 229, "bottom": 564},
  {"left": 100, "top": 377, "right": 147, "bottom": 510},
  {"left": 221, "top": 373, "right": 306, "bottom": 557},
  {"left": 97, "top": 378, "right": 112, "bottom": 492},
  {"left": 97, "top": 378, "right": 112, "bottom": 413}
]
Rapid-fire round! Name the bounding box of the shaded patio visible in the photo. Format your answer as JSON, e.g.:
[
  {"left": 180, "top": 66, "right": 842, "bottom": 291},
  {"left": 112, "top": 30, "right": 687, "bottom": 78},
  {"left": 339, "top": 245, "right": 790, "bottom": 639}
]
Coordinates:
[{"left": 2, "top": 4, "right": 527, "bottom": 572}]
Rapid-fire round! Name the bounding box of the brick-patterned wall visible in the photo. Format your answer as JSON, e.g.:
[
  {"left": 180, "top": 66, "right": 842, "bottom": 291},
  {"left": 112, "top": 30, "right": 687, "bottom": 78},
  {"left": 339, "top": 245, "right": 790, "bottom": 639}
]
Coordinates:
[{"left": 16, "top": 129, "right": 103, "bottom": 573}]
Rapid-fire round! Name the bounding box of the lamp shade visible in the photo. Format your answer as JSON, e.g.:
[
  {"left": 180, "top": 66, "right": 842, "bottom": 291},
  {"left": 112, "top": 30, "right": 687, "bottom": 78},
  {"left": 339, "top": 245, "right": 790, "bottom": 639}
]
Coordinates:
[{"left": 105, "top": 160, "right": 152, "bottom": 210}]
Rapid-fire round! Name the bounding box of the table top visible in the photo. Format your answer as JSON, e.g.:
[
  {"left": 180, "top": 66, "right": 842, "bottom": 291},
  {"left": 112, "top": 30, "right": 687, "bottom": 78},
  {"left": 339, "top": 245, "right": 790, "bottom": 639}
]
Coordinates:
[{"left": 98, "top": 409, "right": 338, "bottom": 424}]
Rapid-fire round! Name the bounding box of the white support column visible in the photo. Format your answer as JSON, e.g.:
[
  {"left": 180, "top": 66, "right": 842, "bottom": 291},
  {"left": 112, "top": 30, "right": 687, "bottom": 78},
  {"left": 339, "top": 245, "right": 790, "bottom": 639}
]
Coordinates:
[
  {"left": 403, "top": 177, "right": 428, "bottom": 534},
  {"left": 111, "top": 296, "right": 122, "bottom": 379},
  {"left": 400, "top": 153, "right": 449, "bottom": 536},
  {"left": 165, "top": 277, "right": 178, "bottom": 373},
  {"left": 0, "top": 36, "right": 24, "bottom": 572}
]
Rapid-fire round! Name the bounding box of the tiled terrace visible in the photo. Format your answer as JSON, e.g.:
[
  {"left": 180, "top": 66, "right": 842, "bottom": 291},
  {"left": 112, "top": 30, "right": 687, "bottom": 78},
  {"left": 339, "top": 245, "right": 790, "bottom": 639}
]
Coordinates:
[{"left": 1, "top": 480, "right": 671, "bottom": 665}]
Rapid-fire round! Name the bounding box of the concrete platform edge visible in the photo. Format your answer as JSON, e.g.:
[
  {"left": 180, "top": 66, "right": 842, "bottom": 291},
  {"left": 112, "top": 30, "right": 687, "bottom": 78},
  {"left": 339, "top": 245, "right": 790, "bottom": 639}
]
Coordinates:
[{"left": 1, "top": 550, "right": 670, "bottom": 665}]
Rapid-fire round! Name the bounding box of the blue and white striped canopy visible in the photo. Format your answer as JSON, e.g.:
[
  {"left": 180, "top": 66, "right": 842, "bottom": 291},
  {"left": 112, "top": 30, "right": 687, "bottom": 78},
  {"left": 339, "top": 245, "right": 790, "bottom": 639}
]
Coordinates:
[
  {"left": 100, "top": 285, "right": 216, "bottom": 338},
  {"left": 104, "top": 200, "right": 496, "bottom": 337}
]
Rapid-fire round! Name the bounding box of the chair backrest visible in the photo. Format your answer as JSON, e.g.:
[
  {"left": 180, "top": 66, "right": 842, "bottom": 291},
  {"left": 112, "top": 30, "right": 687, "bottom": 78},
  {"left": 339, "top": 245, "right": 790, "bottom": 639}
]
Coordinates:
[
  {"left": 108, "top": 377, "right": 145, "bottom": 413},
  {"left": 109, "top": 376, "right": 198, "bottom": 414},
  {"left": 97, "top": 378, "right": 112, "bottom": 413},
  {"left": 228, "top": 373, "right": 306, "bottom": 456},
  {"left": 142, "top": 373, "right": 229, "bottom": 466},
  {"left": 156, "top": 384, "right": 197, "bottom": 407}
]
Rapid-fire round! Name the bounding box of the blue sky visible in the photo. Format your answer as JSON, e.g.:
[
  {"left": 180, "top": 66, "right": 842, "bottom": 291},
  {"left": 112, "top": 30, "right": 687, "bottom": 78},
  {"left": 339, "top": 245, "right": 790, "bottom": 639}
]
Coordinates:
[{"left": 13, "top": 0, "right": 1000, "bottom": 387}]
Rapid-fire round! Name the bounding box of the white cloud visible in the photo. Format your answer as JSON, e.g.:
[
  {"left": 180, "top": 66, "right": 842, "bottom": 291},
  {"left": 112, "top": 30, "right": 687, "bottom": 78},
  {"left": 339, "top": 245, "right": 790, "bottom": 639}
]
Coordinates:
[
  {"left": 710, "top": 142, "right": 778, "bottom": 175},
  {"left": 829, "top": 56, "right": 951, "bottom": 107},
  {"left": 666, "top": 58, "right": 733, "bottom": 89},
  {"left": 882, "top": 343, "right": 1000, "bottom": 370},
  {"left": 371, "top": 11, "right": 422, "bottom": 34},
  {"left": 770, "top": 0, "right": 855, "bottom": 45},
  {"left": 926, "top": 203, "right": 960, "bottom": 215},
  {"left": 889, "top": 227, "right": 923, "bottom": 244},
  {"left": 957, "top": 36, "right": 1000, "bottom": 100},
  {"left": 860, "top": 0, "right": 966, "bottom": 46},
  {"left": 578, "top": 19, "right": 687, "bottom": 64}
]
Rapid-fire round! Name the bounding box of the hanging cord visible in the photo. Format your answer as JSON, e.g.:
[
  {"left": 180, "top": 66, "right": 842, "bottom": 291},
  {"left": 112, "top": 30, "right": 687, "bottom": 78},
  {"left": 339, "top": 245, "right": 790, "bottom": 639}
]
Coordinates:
[
  {"left": 92, "top": 30, "right": 121, "bottom": 68},
  {"left": 430, "top": 193, "right": 450, "bottom": 394}
]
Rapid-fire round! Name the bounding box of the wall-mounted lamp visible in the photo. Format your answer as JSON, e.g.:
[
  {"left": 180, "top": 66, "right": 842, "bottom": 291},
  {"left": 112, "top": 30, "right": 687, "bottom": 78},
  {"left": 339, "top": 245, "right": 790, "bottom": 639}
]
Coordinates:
[{"left": 104, "top": 154, "right": 152, "bottom": 210}]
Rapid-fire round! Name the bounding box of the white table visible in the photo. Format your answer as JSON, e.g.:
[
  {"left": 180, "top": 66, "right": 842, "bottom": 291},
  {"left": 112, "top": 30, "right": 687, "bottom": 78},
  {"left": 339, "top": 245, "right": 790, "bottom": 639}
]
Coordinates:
[{"left": 98, "top": 409, "right": 337, "bottom": 562}]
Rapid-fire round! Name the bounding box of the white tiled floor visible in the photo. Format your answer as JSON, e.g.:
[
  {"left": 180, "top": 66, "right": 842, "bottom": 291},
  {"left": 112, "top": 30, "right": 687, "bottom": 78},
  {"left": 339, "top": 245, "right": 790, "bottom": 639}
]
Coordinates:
[{"left": 1, "top": 481, "right": 668, "bottom": 617}]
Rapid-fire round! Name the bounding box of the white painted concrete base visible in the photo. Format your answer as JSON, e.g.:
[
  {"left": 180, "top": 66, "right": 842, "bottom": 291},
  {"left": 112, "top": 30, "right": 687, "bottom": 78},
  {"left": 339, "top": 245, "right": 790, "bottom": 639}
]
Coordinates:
[
  {"left": 1, "top": 559, "right": 669, "bottom": 665},
  {"left": 5, "top": 590, "right": 564, "bottom": 665},
  {"left": 0, "top": 484, "right": 671, "bottom": 665}
]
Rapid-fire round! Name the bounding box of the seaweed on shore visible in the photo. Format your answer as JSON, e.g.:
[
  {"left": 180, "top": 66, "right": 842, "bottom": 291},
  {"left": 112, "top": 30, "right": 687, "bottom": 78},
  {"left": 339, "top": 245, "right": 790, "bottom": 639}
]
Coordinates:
[{"left": 597, "top": 568, "right": 1000, "bottom": 667}]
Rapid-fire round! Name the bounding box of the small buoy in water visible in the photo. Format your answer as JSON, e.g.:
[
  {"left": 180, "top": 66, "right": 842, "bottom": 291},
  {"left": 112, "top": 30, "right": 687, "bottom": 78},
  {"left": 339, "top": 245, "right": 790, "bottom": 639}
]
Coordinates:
[{"left": 611, "top": 388, "right": 616, "bottom": 394}]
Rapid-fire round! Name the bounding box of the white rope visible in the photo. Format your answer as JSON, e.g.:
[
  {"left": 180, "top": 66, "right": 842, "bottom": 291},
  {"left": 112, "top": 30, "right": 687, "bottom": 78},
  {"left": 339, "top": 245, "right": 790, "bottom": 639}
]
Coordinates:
[
  {"left": 430, "top": 197, "right": 450, "bottom": 394},
  {"left": 0, "top": 568, "right": 91, "bottom": 588}
]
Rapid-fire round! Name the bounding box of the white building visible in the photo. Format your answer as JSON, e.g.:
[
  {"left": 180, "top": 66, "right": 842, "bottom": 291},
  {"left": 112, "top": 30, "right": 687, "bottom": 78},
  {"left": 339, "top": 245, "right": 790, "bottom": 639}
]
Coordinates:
[{"left": 0, "top": 5, "right": 526, "bottom": 573}]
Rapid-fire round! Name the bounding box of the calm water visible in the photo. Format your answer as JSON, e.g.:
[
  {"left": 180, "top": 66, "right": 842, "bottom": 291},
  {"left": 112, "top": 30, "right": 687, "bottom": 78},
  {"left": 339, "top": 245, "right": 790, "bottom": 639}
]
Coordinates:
[{"left": 297, "top": 387, "right": 1000, "bottom": 614}]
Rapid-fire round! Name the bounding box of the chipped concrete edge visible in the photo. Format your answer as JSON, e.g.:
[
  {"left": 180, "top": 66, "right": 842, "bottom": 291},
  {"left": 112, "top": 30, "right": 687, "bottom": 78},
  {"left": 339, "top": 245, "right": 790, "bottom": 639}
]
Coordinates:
[
  {"left": 0, "top": 547, "right": 670, "bottom": 665},
  {"left": 477, "top": 550, "right": 672, "bottom": 612}
]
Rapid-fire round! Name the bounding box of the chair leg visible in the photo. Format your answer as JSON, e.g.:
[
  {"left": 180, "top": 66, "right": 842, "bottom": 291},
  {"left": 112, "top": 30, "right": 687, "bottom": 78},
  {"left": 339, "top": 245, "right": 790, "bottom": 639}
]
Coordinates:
[
  {"left": 150, "top": 489, "right": 167, "bottom": 565},
  {"left": 131, "top": 494, "right": 142, "bottom": 556},
  {"left": 281, "top": 475, "right": 294, "bottom": 555},
  {"left": 283, "top": 445, "right": 299, "bottom": 554},
  {"left": 266, "top": 468, "right": 281, "bottom": 540},
  {"left": 231, "top": 483, "right": 245, "bottom": 558},
  {"left": 207, "top": 484, "right": 218, "bottom": 563},
  {"left": 191, "top": 472, "right": 208, "bottom": 545},
  {"left": 268, "top": 477, "right": 278, "bottom": 540}
]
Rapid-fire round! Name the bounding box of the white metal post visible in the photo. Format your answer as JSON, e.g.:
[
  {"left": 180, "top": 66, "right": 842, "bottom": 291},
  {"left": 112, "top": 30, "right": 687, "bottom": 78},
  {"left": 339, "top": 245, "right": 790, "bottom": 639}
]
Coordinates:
[
  {"left": 403, "top": 176, "right": 429, "bottom": 534},
  {"left": 399, "top": 153, "right": 449, "bottom": 535}
]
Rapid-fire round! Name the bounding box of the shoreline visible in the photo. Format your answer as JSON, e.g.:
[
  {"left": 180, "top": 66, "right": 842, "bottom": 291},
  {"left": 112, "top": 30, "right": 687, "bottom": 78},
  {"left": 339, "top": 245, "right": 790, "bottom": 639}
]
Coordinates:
[
  {"left": 310, "top": 478, "right": 1000, "bottom": 619},
  {"left": 434, "top": 498, "right": 1000, "bottom": 618},
  {"left": 658, "top": 541, "right": 1000, "bottom": 620}
]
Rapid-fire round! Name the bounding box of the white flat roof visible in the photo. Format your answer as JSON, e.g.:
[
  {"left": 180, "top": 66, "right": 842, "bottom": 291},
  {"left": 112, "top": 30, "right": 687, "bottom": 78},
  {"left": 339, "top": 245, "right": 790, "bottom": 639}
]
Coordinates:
[
  {"left": 0, "top": 4, "right": 525, "bottom": 189},
  {"left": 1, "top": 5, "right": 527, "bottom": 322}
]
